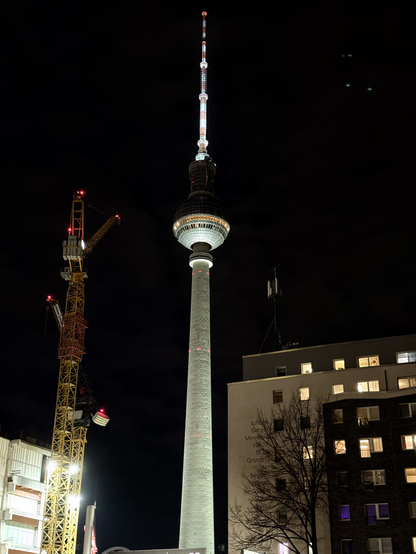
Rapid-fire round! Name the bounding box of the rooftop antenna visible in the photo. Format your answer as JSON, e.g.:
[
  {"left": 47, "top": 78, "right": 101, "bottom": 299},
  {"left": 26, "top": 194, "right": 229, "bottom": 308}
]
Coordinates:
[{"left": 267, "top": 266, "right": 283, "bottom": 350}]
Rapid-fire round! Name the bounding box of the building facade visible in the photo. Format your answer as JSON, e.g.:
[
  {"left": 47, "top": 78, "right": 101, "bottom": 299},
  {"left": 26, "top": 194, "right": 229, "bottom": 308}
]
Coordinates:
[
  {"left": 0, "top": 436, "right": 50, "bottom": 554},
  {"left": 228, "top": 334, "right": 416, "bottom": 554}
]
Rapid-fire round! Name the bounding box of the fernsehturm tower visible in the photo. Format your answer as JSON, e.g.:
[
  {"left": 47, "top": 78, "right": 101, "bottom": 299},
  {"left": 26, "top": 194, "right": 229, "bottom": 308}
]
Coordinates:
[{"left": 173, "top": 12, "right": 229, "bottom": 554}]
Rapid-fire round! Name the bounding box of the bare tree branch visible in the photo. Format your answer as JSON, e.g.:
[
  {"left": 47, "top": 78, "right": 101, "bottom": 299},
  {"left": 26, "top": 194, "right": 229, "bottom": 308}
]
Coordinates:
[{"left": 230, "top": 393, "right": 328, "bottom": 554}]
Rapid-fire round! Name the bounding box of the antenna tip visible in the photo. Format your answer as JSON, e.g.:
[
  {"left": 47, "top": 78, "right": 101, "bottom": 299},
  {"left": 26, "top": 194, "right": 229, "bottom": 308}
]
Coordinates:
[{"left": 202, "top": 11, "right": 207, "bottom": 16}]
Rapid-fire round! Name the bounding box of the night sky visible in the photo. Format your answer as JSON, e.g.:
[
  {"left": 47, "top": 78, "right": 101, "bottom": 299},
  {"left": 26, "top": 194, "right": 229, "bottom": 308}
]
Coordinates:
[{"left": 1, "top": 1, "right": 415, "bottom": 552}]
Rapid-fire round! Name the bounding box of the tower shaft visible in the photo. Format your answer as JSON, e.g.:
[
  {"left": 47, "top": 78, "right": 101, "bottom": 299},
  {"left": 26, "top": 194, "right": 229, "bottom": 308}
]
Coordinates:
[{"left": 179, "top": 252, "right": 214, "bottom": 554}]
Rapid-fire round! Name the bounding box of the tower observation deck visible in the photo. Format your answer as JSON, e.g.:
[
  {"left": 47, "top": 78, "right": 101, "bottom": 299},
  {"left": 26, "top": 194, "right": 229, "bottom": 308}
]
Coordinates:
[{"left": 173, "top": 12, "right": 229, "bottom": 554}]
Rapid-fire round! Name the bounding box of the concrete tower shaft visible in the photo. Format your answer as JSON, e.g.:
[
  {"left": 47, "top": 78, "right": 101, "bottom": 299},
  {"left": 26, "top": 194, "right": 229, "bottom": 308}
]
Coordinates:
[{"left": 179, "top": 253, "right": 214, "bottom": 553}]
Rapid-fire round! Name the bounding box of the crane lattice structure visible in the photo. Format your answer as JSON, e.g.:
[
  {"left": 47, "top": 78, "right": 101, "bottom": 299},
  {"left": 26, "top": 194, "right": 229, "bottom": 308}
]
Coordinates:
[{"left": 42, "top": 192, "right": 119, "bottom": 554}]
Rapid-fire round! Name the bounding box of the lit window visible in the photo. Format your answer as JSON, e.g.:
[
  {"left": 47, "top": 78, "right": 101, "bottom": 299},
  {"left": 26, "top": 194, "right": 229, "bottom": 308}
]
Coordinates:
[
  {"left": 402, "top": 435, "right": 416, "bottom": 450},
  {"left": 357, "top": 406, "right": 380, "bottom": 425},
  {"left": 413, "top": 537, "right": 416, "bottom": 553},
  {"left": 276, "top": 478, "right": 286, "bottom": 490},
  {"left": 274, "top": 419, "right": 284, "bottom": 432},
  {"left": 357, "top": 380, "right": 379, "bottom": 392},
  {"left": 333, "top": 409, "right": 344, "bottom": 423},
  {"left": 405, "top": 468, "right": 416, "bottom": 483},
  {"left": 334, "top": 440, "right": 346, "bottom": 454},
  {"left": 397, "top": 351, "right": 416, "bottom": 363},
  {"left": 301, "top": 416, "right": 310, "bottom": 429},
  {"left": 301, "top": 362, "right": 313, "bottom": 374},
  {"left": 278, "top": 543, "right": 289, "bottom": 554},
  {"left": 362, "top": 470, "right": 386, "bottom": 487},
  {"left": 398, "top": 376, "right": 416, "bottom": 389},
  {"left": 341, "top": 539, "right": 353, "bottom": 554},
  {"left": 399, "top": 403, "right": 416, "bottom": 417},
  {"left": 339, "top": 505, "right": 351, "bottom": 520},
  {"left": 299, "top": 387, "right": 309, "bottom": 401},
  {"left": 337, "top": 471, "right": 348, "bottom": 486},
  {"left": 367, "top": 538, "right": 392, "bottom": 553},
  {"left": 275, "top": 366, "right": 286, "bottom": 377},
  {"left": 359, "top": 437, "right": 383, "bottom": 457},
  {"left": 358, "top": 355, "right": 380, "bottom": 367},
  {"left": 332, "top": 384, "right": 344, "bottom": 394},
  {"left": 409, "top": 502, "right": 416, "bottom": 518},
  {"left": 366, "top": 503, "right": 389, "bottom": 524},
  {"left": 273, "top": 390, "right": 283, "bottom": 403},
  {"left": 303, "top": 446, "right": 314, "bottom": 459},
  {"left": 334, "top": 359, "right": 345, "bottom": 370}
]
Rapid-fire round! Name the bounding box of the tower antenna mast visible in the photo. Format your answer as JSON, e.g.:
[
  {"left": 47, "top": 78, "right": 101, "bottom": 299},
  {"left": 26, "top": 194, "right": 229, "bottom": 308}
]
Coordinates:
[{"left": 196, "top": 11, "right": 209, "bottom": 160}]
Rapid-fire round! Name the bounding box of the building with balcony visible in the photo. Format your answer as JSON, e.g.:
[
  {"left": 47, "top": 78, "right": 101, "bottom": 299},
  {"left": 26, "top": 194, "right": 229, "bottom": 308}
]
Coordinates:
[
  {"left": 0, "top": 436, "right": 50, "bottom": 554},
  {"left": 228, "top": 334, "right": 416, "bottom": 554}
]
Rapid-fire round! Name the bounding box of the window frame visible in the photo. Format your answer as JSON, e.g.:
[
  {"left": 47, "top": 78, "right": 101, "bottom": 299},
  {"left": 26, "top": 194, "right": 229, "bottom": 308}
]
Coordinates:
[
  {"left": 399, "top": 402, "right": 416, "bottom": 417},
  {"left": 396, "top": 351, "right": 416, "bottom": 364},
  {"left": 339, "top": 505, "right": 351, "bottom": 521},
  {"left": 275, "top": 366, "right": 286, "bottom": 377},
  {"left": 357, "top": 380, "right": 380, "bottom": 392},
  {"left": 357, "top": 406, "right": 380, "bottom": 425},
  {"left": 365, "top": 503, "right": 390, "bottom": 524},
  {"left": 333, "top": 358, "right": 345, "bottom": 370},
  {"left": 299, "top": 387, "right": 309, "bottom": 401},
  {"left": 405, "top": 468, "right": 416, "bottom": 484},
  {"left": 359, "top": 437, "right": 383, "bottom": 458},
  {"left": 409, "top": 501, "right": 416, "bottom": 518},
  {"left": 336, "top": 471, "right": 348, "bottom": 487},
  {"left": 274, "top": 418, "right": 284, "bottom": 432},
  {"left": 341, "top": 539, "right": 353, "bottom": 554},
  {"left": 362, "top": 469, "right": 386, "bottom": 487},
  {"left": 273, "top": 390, "right": 283, "bottom": 403},
  {"left": 358, "top": 355, "right": 380, "bottom": 368},
  {"left": 332, "top": 409, "right": 344, "bottom": 424},
  {"left": 334, "top": 439, "right": 347, "bottom": 455},
  {"left": 301, "top": 362, "right": 313, "bottom": 374},
  {"left": 367, "top": 537, "right": 392, "bottom": 553},
  {"left": 398, "top": 376, "right": 416, "bottom": 389},
  {"left": 301, "top": 416, "right": 311, "bottom": 429},
  {"left": 276, "top": 478, "right": 286, "bottom": 491}
]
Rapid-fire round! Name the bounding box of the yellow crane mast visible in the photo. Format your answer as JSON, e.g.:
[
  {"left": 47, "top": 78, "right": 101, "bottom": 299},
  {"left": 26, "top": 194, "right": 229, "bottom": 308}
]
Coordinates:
[{"left": 42, "top": 191, "right": 119, "bottom": 554}]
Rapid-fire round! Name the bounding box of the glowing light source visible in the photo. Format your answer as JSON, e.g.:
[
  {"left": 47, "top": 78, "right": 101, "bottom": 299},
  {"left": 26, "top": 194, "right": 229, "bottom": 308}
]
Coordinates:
[{"left": 69, "top": 464, "right": 79, "bottom": 475}]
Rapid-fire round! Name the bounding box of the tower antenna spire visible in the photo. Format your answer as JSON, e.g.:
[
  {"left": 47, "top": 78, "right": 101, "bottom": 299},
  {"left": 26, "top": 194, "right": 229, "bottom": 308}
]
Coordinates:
[{"left": 196, "top": 11, "right": 209, "bottom": 161}]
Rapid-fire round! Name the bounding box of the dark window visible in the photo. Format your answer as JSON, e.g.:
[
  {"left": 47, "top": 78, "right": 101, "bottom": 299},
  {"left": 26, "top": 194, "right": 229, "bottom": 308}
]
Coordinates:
[
  {"left": 276, "top": 478, "right": 286, "bottom": 491},
  {"left": 274, "top": 419, "right": 284, "bottom": 432},
  {"left": 337, "top": 472, "right": 348, "bottom": 487},
  {"left": 341, "top": 539, "right": 353, "bottom": 554},
  {"left": 301, "top": 416, "right": 310, "bottom": 429},
  {"left": 273, "top": 390, "right": 283, "bottom": 403},
  {"left": 400, "top": 403, "right": 416, "bottom": 418},
  {"left": 333, "top": 409, "right": 344, "bottom": 423},
  {"left": 277, "top": 510, "right": 287, "bottom": 524},
  {"left": 276, "top": 366, "right": 286, "bottom": 377}
]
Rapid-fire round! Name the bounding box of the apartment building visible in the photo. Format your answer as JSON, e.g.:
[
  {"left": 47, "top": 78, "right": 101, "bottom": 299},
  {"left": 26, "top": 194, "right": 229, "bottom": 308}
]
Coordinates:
[
  {"left": 0, "top": 435, "right": 50, "bottom": 554},
  {"left": 228, "top": 334, "right": 416, "bottom": 554}
]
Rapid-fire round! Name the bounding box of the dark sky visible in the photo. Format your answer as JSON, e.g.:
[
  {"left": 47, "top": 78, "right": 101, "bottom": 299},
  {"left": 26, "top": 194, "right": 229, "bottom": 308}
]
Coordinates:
[{"left": 1, "top": 0, "right": 415, "bottom": 552}]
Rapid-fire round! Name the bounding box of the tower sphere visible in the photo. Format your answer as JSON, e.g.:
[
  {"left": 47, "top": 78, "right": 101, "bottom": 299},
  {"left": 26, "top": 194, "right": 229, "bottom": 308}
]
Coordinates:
[{"left": 173, "top": 195, "right": 229, "bottom": 251}]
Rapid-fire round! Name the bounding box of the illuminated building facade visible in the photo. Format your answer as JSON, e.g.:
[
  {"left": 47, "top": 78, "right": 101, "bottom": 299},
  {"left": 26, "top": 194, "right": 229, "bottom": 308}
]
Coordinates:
[
  {"left": 173, "top": 12, "right": 229, "bottom": 554},
  {"left": 228, "top": 334, "right": 416, "bottom": 554},
  {"left": 0, "top": 436, "right": 50, "bottom": 554}
]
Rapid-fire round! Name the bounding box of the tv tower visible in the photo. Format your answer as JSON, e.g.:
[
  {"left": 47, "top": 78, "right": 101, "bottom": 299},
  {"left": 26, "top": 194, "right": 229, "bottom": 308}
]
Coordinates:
[{"left": 173, "top": 12, "right": 230, "bottom": 554}]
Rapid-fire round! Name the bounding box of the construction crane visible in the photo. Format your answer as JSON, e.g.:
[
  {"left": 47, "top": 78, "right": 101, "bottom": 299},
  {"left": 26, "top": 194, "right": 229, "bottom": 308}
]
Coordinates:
[{"left": 42, "top": 191, "right": 119, "bottom": 554}]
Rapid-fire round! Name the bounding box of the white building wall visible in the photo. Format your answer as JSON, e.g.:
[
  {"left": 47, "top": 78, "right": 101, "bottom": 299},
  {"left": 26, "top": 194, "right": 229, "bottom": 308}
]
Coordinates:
[{"left": 0, "top": 438, "right": 49, "bottom": 554}]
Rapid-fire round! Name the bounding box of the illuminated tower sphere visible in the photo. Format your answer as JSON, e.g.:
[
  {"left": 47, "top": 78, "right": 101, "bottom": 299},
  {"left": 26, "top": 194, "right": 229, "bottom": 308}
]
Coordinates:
[{"left": 173, "top": 12, "right": 230, "bottom": 554}]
